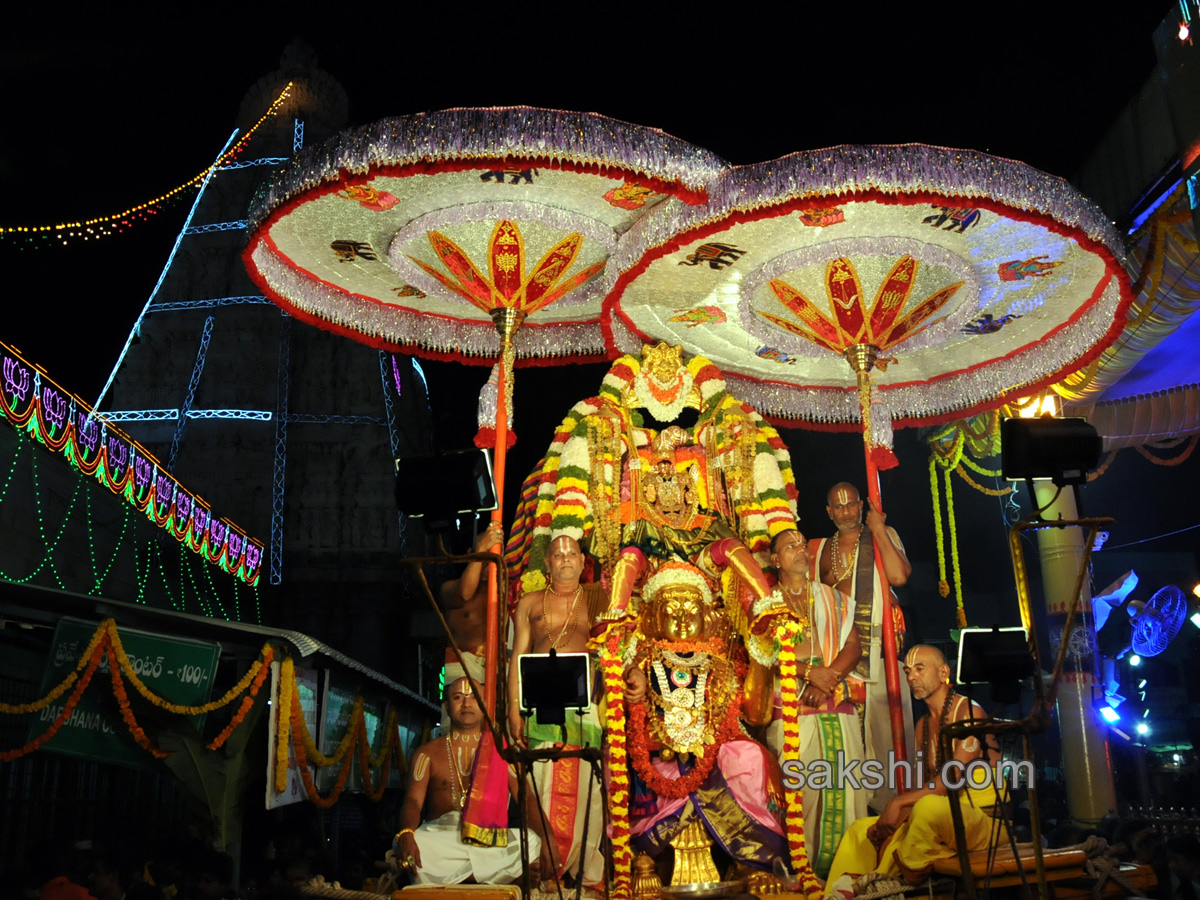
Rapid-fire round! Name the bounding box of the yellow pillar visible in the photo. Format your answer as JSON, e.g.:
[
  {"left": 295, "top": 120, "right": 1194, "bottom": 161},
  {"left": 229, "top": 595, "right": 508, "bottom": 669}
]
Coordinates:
[{"left": 1031, "top": 482, "right": 1116, "bottom": 827}]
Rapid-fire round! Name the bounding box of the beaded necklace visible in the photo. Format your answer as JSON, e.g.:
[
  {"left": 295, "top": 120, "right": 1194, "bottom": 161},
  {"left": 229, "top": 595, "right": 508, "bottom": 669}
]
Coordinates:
[
  {"left": 444, "top": 733, "right": 470, "bottom": 808},
  {"left": 922, "top": 687, "right": 957, "bottom": 771},
  {"left": 829, "top": 529, "right": 862, "bottom": 585},
  {"left": 543, "top": 584, "right": 583, "bottom": 649}
]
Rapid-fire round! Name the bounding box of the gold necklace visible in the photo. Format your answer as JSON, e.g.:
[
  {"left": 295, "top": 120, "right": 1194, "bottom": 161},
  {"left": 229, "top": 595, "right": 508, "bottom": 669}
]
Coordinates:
[
  {"left": 543, "top": 584, "right": 583, "bottom": 649},
  {"left": 445, "top": 733, "right": 469, "bottom": 808},
  {"left": 829, "top": 529, "right": 861, "bottom": 585}
]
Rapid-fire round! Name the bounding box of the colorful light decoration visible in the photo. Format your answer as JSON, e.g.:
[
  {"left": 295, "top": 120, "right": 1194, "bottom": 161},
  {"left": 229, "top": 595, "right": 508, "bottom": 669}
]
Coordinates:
[
  {"left": 1, "top": 341, "right": 264, "bottom": 586},
  {"left": 0, "top": 83, "right": 293, "bottom": 245}
]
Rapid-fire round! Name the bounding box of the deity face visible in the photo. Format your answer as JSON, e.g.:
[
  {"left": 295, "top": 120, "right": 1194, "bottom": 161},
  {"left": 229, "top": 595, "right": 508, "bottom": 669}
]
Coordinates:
[
  {"left": 655, "top": 457, "right": 676, "bottom": 478},
  {"left": 445, "top": 677, "right": 481, "bottom": 729},
  {"left": 547, "top": 536, "right": 583, "bottom": 584},
  {"left": 642, "top": 342, "right": 686, "bottom": 384},
  {"left": 657, "top": 585, "right": 706, "bottom": 641},
  {"left": 826, "top": 485, "right": 863, "bottom": 533},
  {"left": 770, "top": 529, "right": 809, "bottom": 580}
]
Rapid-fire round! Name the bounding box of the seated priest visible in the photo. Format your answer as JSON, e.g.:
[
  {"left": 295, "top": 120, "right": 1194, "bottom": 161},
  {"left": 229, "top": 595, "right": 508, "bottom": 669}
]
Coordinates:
[
  {"left": 825, "top": 645, "right": 1006, "bottom": 897},
  {"left": 395, "top": 676, "right": 550, "bottom": 884}
]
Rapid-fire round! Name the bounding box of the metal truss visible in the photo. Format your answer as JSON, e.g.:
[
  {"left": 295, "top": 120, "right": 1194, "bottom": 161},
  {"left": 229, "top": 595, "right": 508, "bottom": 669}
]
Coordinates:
[
  {"left": 218, "top": 157, "right": 289, "bottom": 170},
  {"left": 169, "top": 317, "right": 215, "bottom": 471},
  {"left": 293, "top": 118, "right": 305, "bottom": 154},
  {"left": 379, "top": 351, "right": 408, "bottom": 554},
  {"left": 150, "top": 295, "right": 271, "bottom": 312},
  {"left": 187, "top": 409, "right": 272, "bottom": 421},
  {"left": 98, "top": 409, "right": 179, "bottom": 423},
  {"left": 270, "top": 313, "right": 291, "bottom": 585},
  {"left": 182, "top": 221, "right": 247, "bottom": 235},
  {"left": 286, "top": 413, "right": 386, "bottom": 426}
]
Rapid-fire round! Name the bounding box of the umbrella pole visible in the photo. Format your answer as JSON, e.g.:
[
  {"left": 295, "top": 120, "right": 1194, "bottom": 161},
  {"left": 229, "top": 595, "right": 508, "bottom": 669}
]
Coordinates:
[
  {"left": 846, "top": 345, "right": 908, "bottom": 763},
  {"left": 485, "top": 309, "right": 524, "bottom": 718}
]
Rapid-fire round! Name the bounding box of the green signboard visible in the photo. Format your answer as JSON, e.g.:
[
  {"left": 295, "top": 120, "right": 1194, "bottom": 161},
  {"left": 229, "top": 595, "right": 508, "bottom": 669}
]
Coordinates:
[{"left": 28, "top": 617, "right": 221, "bottom": 767}]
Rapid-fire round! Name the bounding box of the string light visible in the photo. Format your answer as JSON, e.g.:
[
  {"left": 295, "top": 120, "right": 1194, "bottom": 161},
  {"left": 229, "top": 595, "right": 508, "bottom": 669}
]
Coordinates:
[
  {"left": 1, "top": 340, "right": 264, "bottom": 587},
  {"left": 0, "top": 83, "right": 292, "bottom": 246}
]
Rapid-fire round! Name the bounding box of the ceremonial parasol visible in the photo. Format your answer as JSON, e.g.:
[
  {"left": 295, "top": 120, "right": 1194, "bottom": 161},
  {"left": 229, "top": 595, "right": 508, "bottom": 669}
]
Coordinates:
[
  {"left": 602, "top": 143, "right": 1135, "bottom": 757},
  {"left": 243, "top": 107, "right": 726, "bottom": 713}
]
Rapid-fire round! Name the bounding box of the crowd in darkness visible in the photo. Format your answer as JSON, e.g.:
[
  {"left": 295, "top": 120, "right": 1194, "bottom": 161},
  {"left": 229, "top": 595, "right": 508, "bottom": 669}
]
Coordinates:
[{"left": 0, "top": 820, "right": 397, "bottom": 900}]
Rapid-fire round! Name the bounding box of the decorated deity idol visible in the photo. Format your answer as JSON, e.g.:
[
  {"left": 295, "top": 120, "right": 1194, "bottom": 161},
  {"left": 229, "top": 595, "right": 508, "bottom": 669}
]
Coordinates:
[
  {"left": 504, "top": 342, "right": 796, "bottom": 625},
  {"left": 599, "top": 562, "right": 821, "bottom": 896}
]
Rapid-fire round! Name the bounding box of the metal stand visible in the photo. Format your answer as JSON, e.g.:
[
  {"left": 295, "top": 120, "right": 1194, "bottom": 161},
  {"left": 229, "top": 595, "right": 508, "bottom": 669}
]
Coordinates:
[{"left": 938, "top": 513, "right": 1112, "bottom": 900}]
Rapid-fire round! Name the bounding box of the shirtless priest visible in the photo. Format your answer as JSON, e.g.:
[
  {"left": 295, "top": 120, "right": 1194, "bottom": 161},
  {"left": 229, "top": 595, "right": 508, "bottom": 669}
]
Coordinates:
[
  {"left": 508, "top": 534, "right": 607, "bottom": 891},
  {"left": 396, "top": 677, "right": 548, "bottom": 884}
]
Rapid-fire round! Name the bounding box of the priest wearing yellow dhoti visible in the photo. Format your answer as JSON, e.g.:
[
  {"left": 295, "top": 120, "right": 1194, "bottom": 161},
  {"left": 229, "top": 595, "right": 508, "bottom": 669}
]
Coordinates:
[{"left": 825, "top": 645, "right": 1005, "bottom": 896}]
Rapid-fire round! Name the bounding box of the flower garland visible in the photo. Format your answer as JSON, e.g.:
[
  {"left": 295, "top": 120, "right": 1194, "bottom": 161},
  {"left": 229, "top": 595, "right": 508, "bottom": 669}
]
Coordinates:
[
  {"left": 0, "top": 619, "right": 106, "bottom": 715},
  {"left": 106, "top": 622, "right": 274, "bottom": 716},
  {"left": 601, "top": 633, "right": 633, "bottom": 900},
  {"left": 206, "top": 646, "right": 274, "bottom": 751},
  {"left": 626, "top": 684, "right": 743, "bottom": 800},
  {"left": 289, "top": 672, "right": 354, "bottom": 809},
  {"left": 944, "top": 466, "right": 965, "bottom": 629},
  {"left": 0, "top": 634, "right": 106, "bottom": 762},
  {"left": 776, "top": 619, "right": 823, "bottom": 898},
  {"left": 108, "top": 649, "right": 170, "bottom": 759},
  {"left": 271, "top": 658, "right": 404, "bottom": 808},
  {"left": 275, "top": 658, "right": 295, "bottom": 794}
]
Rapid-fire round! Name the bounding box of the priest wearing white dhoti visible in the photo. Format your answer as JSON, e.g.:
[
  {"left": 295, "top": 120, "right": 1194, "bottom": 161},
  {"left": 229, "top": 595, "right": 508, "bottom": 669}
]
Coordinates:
[{"left": 395, "top": 677, "right": 550, "bottom": 884}]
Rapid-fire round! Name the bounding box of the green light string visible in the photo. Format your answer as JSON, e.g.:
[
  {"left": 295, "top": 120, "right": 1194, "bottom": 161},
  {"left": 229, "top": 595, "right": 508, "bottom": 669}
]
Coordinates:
[
  {"left": 180, "top": 541, "right": 215, "bottom": 618},
  {"left": 92, "top": 501, "right": 132, "bottom": 593},
  {"left": 0, "top": 437, "right": 23, "bottom": 505}
]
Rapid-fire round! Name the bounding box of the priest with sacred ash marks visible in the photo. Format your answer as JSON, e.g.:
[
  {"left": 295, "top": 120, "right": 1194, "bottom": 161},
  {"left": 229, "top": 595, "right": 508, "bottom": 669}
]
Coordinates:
[
  {"left": 395, "top": 676, "right": 549, "bottom": 884},
  {"left": 509, "top": 534, "right": 608, "bottom": 893}
]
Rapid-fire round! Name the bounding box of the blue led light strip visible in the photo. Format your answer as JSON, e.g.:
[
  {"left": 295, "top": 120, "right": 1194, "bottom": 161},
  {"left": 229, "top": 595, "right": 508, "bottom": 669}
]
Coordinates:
[
  {"left": 294, "top": 119, "right": 304, "bottom": 154},
  {"left": 150, "top": 296, "right": 272, "bottom": 311},
  {"left": 169, "top": 316, "right": 215, "bottom": 471},
  {"left": 218, "top": 157, "right": 289, "bottom": 169},
  {"left": 182, "top": 221, "right": 247, "bottom": 235},
  {"left": 379, "top": 351, "right": 408, "bottom": 554},
  {"left": 98, "top": 409, "right": 179, "bottom": 423},
  {"left": 270, "top": 313, "right": 291, "bottom": 586},
  {"left": 188, "top": 409, "right": 273, "bottom": 421},
  {"left": 94, "top": 129, "right": 239, "bottom": 414}
]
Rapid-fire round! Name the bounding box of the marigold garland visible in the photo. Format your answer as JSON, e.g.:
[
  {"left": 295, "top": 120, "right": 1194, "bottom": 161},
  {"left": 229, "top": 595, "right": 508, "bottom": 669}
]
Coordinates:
[
  {"left": 108, "top": 649, "right": 170, "bottom": 759},
  {"left": 776, "top": 621, "right": 822, "bottom": 896},
  {"left": 1136, "top": 437, "right": 1196, "bottom": 466},
  {"left": 106, "top": 620, "right": 273, "bottom": 716},
  {"left": 601, "top": 634, "right": 633, "bottom": 900},
  {"left": 944, "top": 467, "right": 966, "bottom": 628},
  {"left": 0, "top": 635, "right": 106, "bottom": 762},
  {"left": 955, "top": 463, "right": 1012, "bottom": 497},
  {"left": 271, "top": 658, "right": 403, "bottom": 807},
  {"left": 289, "top": 675, "right": 354, "bottom": 809},
  {"left": 206, "top": 646, "right": 275, "bottom": 751},
  {"left": 275, "top": 658, "right": 295, "bottom": 794},
  {"left": 929, "top": 458, "right": 949, "bottom": 599}
]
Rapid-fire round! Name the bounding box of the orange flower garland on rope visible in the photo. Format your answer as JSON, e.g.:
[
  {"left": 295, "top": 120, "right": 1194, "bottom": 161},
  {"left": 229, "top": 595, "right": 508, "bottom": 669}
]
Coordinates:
[
  {"left": 105, "top": 620, "right": 274, "bottom": 716},
  {"left": 289, "top": 670, "right": 353, "bottom": 809},
  {"left": 108, "top": 650, "right": 170, "bottom": 759},
  {"left": 271, "top": 657, "right": 404, "bottom": 807},
  {"left": 275, "top": 658, "right": 295, "bottom": 794},
  {"left": 0, "top": 633, "right": 107, "bottom": 762},
  {"left": 776, "top": 620, "right": 823, "bottom": 898},
  {"left": 206, "top": 646, "right": 274, "bottom": 751},
  {"left": 601, "top": 634, "right": 633, "bottom": 900}
]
